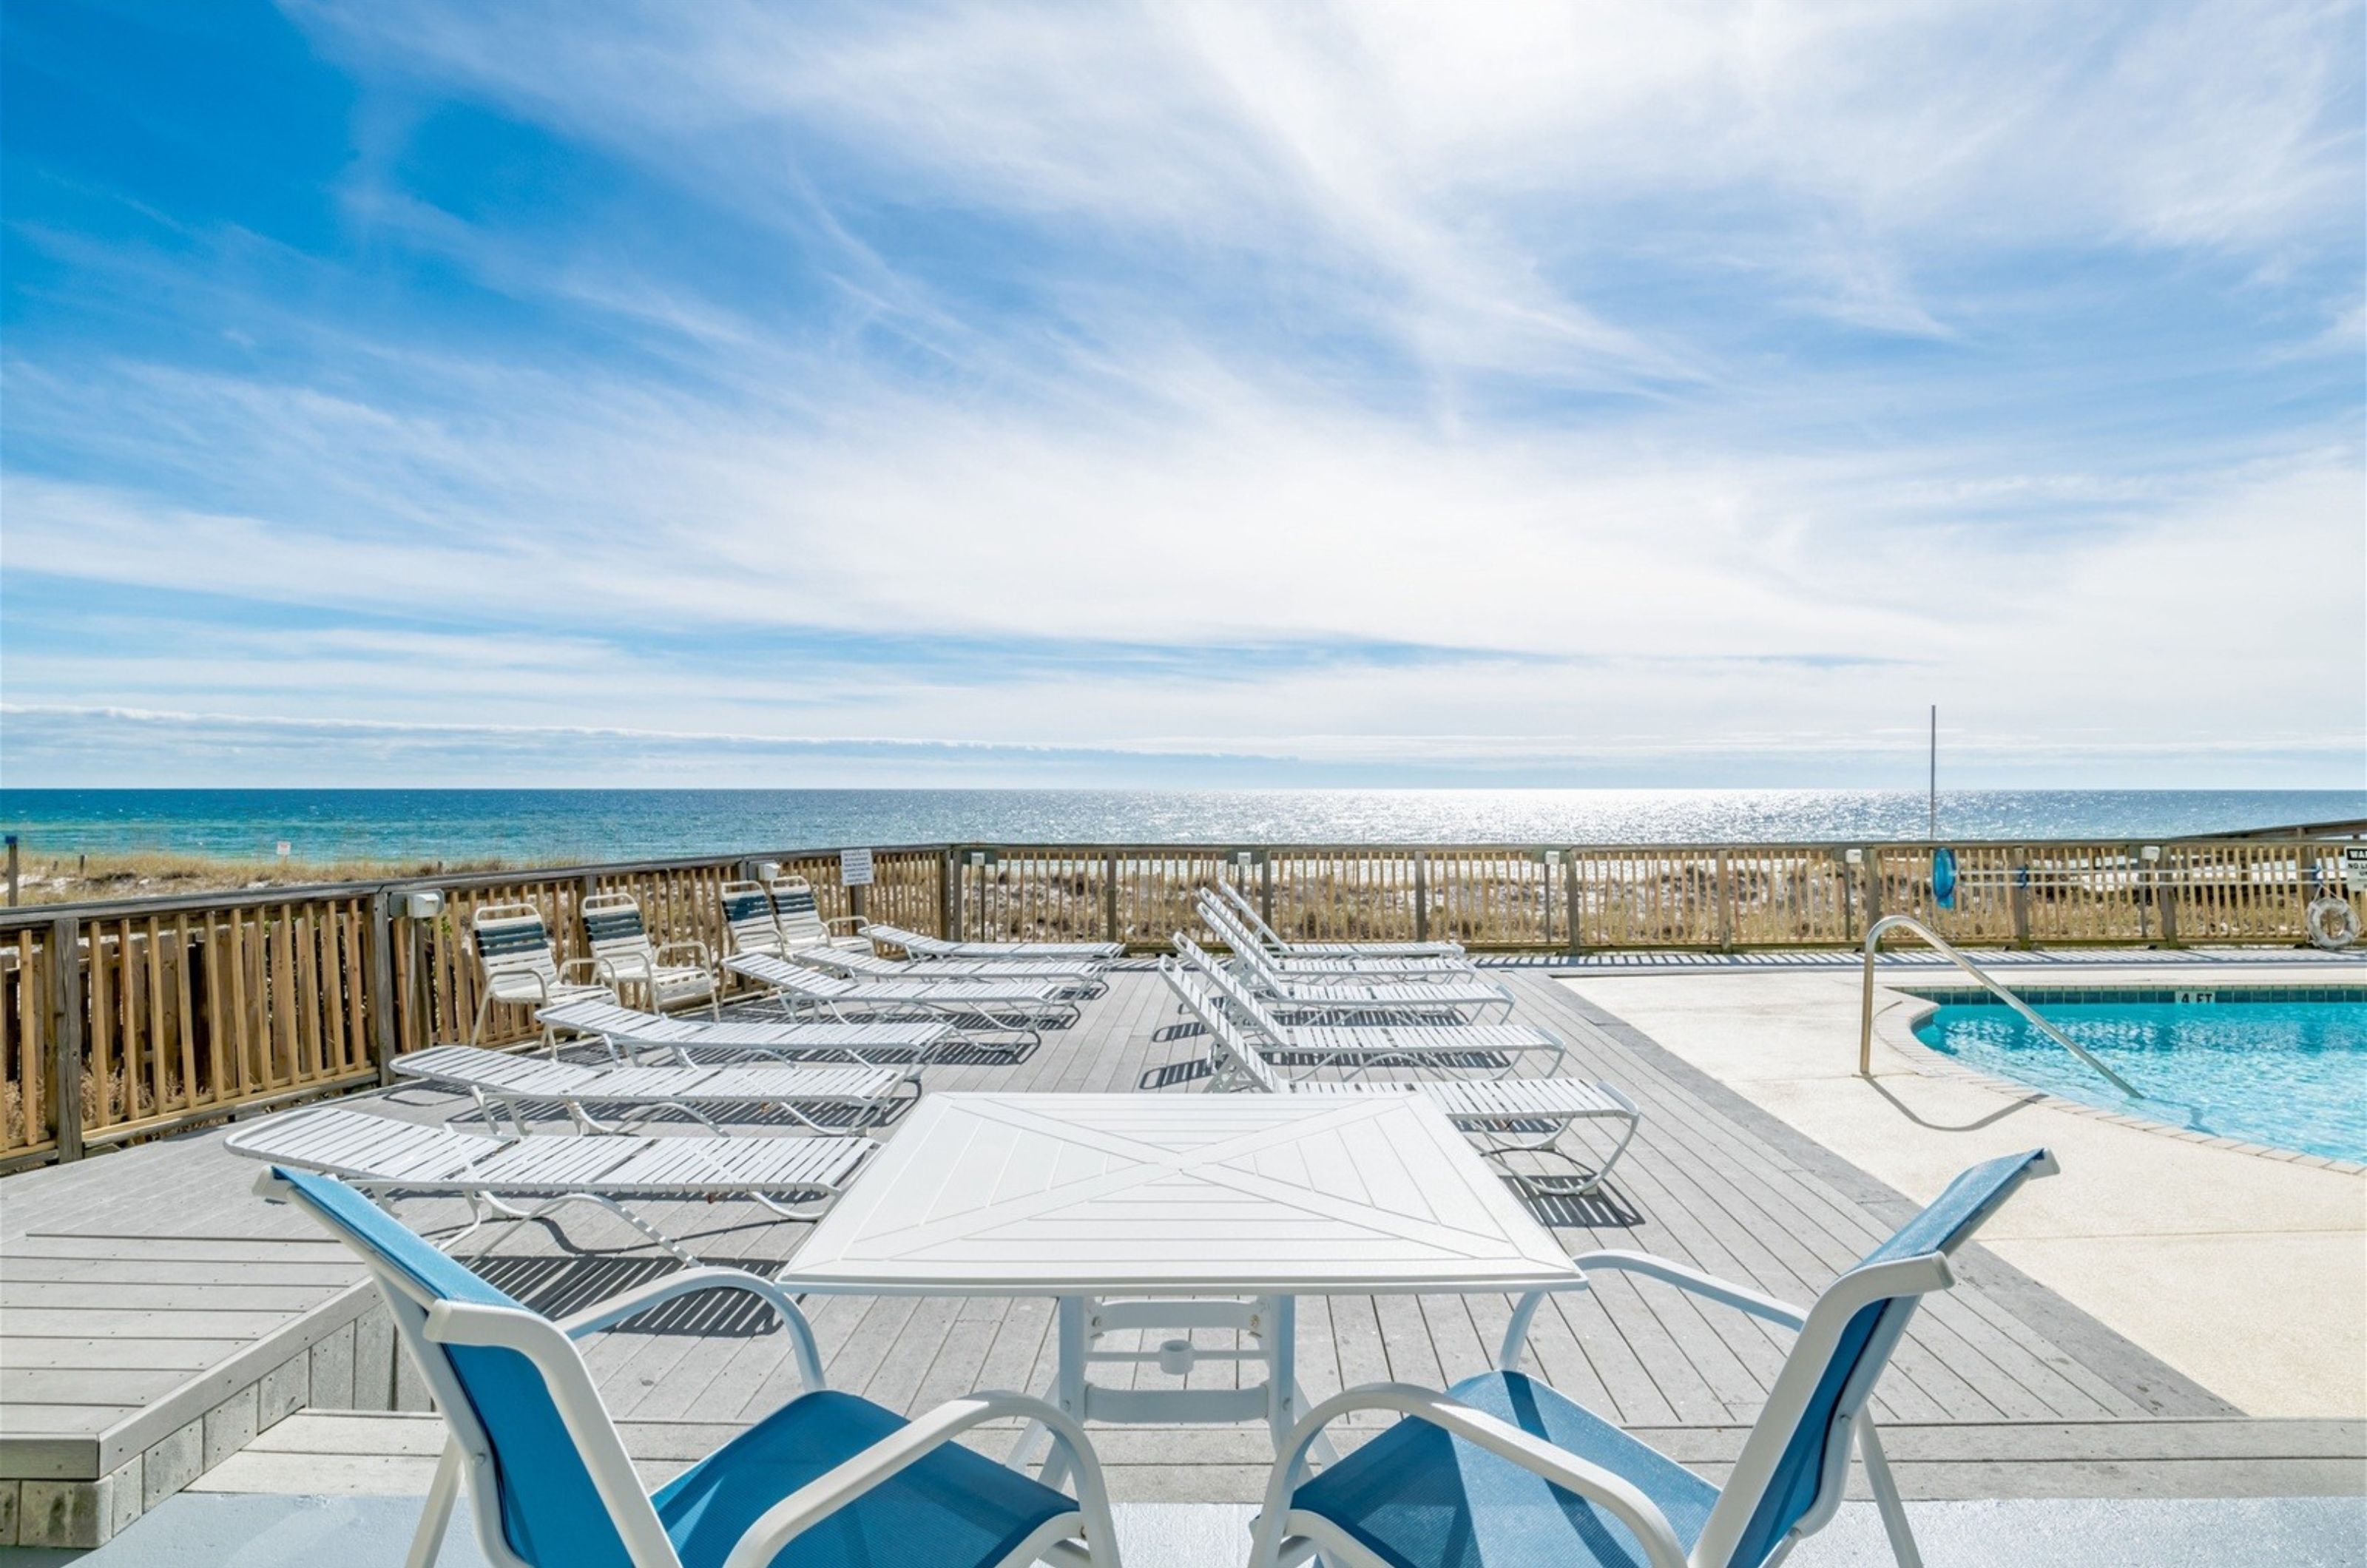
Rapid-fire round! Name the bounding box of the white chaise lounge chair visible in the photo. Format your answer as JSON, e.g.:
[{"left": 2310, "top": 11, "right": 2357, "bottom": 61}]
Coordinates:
[
  {"left": 1161, "top": 958, "right": 1635, "bottom": 1194},
  {"left": 580, "top": 891, "right": 718, "bottom": 1018},
  {"left": 536, "top": 996, "right": 953, "bottom": 1066},
  {"left": 1196, "top": 891, "right": 1475, "bottom": 981},
  {"left": 1174, "top": 936, "right": 1563, "bottom": 1075},
  {"left": 1217, "top": 933, "right": 1516, "bottom": 1023},
  {"left": 467, "top": 902, "right": 610, "bottom": 1046},
  {"left": 794, "top": 943, "right": 1109, "bottom": 998},
  {"left": 720, "top": 880, "right": 1104, "bottom": 993},
  {"left": 391, "top": 1043, "right": 922, "bottom": 1135},
  {"left": 859, "top": 921, "right": 1122, "bottom": 962},
  {"left": 726, "top": 953, "right": 1078, "bottom": 1051},
  {"left": 226, "top": 1105, "right": 874, "bottom": 1262},
  {"left": 1214, "top": 878, "right": 1465, "bottom": 959}
]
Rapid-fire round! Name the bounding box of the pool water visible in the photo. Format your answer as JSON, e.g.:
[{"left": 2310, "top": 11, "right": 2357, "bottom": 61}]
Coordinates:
[{"left": 1913, "top": 996, "right": 2367, "bottom": 1163}]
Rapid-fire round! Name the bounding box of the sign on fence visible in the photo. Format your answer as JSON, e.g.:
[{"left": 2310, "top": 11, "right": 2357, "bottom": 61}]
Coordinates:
[
  {"left": 840, "top": 846, "right": 874, "bottom": 887},
  {"left": 2345, "top": 845, "right": 2367, "bottom": 892}
]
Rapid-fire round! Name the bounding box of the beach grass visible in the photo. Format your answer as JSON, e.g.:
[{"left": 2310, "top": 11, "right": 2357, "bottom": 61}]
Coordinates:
[{"left": 1, "top": 848, "right": 531, "bottom": 906}]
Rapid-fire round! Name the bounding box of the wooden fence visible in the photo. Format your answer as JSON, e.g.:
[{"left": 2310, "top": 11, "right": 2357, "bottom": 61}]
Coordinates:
[{"left": 2, "top": 837, "right": 2357, "bottom": 1169}]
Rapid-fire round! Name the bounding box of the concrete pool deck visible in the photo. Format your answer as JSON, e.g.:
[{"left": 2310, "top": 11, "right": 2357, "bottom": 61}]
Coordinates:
[{"left": 1557, "top": 961, "right": 2367, "bottom": 1421}]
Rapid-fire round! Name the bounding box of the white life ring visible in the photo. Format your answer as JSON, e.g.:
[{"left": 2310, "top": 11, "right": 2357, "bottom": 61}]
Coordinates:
[{"left": 2306, "top": 896, "right": 2359, "bottom": 950}]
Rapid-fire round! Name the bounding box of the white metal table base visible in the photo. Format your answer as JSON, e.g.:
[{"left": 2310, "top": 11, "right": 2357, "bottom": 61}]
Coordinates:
[{"left": 1022, "top": 1294, "right": 1341, "bottom": 1484}]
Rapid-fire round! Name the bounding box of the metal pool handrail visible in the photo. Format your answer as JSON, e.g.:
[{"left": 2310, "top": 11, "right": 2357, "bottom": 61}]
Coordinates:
[{"left": 1858, "top": 914, "right": 2144, "bottom": 1099}]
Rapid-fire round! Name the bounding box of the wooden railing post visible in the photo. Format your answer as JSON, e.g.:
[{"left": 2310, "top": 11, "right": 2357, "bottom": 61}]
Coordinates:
[
  {"left": 936, "top": 850, "right": 953, "bottom": 939},
  {"left": 1565, "top": 849, "right": 1582, "bottom": 954},
  {"left": 2147, "top": 845, "right": 2181, "bottom": 947},
  {"left": 1258, "top": 854, "right": 1274, "bottom": 929},
  {"left": 47, "top": 914, "right": 83, "bottom": 1163},
  {"left": 1715, "top": 850, "right": 1735, "bottom": 952},
  {"left": 368, "top": 890, "right": 399, "bottom": 1084},
  {"left": 1104, "top": 852, "right": 1119, "bottom": 945},
  {"left": 2009, "top": 856, "right": 2032, "bottom": 949},
  {"left": 576, "top": 873, "right": 599, "bottom": 962},
  {"left": 1414, "top": 853, "right": 1430, "bottom": 944},
  {"left": 1540, "top": 851, "right": 1553, "bottom": 949}
]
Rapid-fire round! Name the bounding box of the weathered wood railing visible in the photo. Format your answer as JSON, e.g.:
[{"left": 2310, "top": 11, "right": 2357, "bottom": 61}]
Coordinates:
[{"left": 2, "top": 837, "right": 2356, "bottom": 1168}]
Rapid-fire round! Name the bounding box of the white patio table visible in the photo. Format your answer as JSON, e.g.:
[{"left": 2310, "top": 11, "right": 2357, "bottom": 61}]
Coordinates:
[{"left": 777, "top": 1092, "right": 1587, "bottom": 1474}]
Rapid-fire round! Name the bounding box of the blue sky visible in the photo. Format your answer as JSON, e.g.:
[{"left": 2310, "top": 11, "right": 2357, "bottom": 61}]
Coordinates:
[{"left": 3, "top": 0, "right": 2361, "bottom": 788}]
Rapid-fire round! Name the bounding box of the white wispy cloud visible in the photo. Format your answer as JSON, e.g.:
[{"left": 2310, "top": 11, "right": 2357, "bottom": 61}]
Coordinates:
[{"left": 1, "top": 0, "right": 2360, "bottom": 785}]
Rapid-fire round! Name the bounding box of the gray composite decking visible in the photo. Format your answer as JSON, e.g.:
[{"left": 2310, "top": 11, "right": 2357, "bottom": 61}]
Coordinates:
[{"left": 1, "top": 970, "right": 2356, "bottom": 1504}]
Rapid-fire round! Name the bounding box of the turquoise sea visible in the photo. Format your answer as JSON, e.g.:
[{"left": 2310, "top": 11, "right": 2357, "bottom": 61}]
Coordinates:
[{"left": 0, "top": 789, "right": 2358, "bottom": 865}]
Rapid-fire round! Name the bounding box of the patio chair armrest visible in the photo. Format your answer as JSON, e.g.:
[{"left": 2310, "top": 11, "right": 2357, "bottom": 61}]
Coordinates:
[
  {"left": 559, "top": 1267, "right": 824, "bottom": 1389},
  {"left": 593, "top": 953, "right": 655, "bottom": 986},
  {"left": 721, "top": 1390, "right": 1118, "bottom": 1568},
  {"left": 824, "top": 915, "right": 868, "bottom": 933},
  {"left": 486, "top": 965, "right": 558, "bottom": 1002},
  {"left": 1568, "top": 1250, "right": 1808, "bottom": 1329},
  {"left": 558, "top": 957, "right": 605, "bottom": 986},
  {"left": 1251, "top": 1382, "right": 1687, "bottom": 1568},
  {"left": 657, "top": 939, "right": 714, "bottom": 969}
]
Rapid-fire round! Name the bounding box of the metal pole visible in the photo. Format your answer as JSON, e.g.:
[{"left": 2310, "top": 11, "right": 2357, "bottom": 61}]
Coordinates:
[{"left": 1928, "top": 705, "right": 1937, "bottom": 839}]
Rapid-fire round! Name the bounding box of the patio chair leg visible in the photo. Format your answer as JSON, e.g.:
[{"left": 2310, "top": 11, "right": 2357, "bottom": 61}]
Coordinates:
[
  {"left": 405, "top": 1439, "right": 463, "bottom": 1568},
  {"left": 1497, "top": 1289, "right": 1548, "bottom": 1372},
  {"left": 1858, "top": 1418, "right": 1922, "bottom": 1568},
  {"left": 1036, "top": 1296, "right": 1090, "bottom": 1490},
  {"left": 1006, "top": 1413, "right": 1056, "bottom": 1474}
]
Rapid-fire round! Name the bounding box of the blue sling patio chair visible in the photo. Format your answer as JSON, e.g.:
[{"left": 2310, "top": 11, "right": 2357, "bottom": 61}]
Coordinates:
[
  {"left": 256, "top": 1166, "right": 1122, "bottom": 1568},
  {"left": 1247, "top": 1148, "right": 2058, "bottom": 1568}
]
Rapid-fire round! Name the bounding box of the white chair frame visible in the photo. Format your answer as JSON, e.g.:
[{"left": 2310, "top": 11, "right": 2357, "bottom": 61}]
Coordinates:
[
  {"left": 1251, "top": 1252, "right": 1957, "bottom": 1568},
  {"left": 254, "top": 1172, "right": 1122, "bottom": 1568},
  {"left": 581, "top": 891, "right": 720, "bottom": 1019},
  {"left": 469, "top": 902, "right": 610, "bottom": 1047}
]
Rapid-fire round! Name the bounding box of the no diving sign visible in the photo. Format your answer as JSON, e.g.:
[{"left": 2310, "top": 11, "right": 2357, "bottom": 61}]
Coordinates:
[
  {"left": 2345, "top": 845, "right": 2367, "bottom": 892},
  {"left": 840, "top": 846, "right": 874, "bottom": 887}
]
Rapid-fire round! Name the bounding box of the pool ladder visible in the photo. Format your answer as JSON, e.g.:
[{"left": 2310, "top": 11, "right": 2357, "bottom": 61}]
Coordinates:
[{"left": 1858, "top": 914, "right": 2144, "bottom": 1099}]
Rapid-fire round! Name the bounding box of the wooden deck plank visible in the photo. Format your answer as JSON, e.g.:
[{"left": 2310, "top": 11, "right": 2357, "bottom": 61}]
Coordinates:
[{"left": 1, "top": 966, "right": 2250, "bottom": 1492}]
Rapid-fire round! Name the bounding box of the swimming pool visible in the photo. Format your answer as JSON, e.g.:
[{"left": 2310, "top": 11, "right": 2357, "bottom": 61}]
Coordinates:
[{"left": 1911, "top": 989, "right": 2367, "bottom": 1163}]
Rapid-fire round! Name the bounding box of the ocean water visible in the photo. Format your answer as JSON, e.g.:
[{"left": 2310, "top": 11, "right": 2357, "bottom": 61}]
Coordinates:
[{"left": 0, "top": 789, "right": 2358, "bottom": 865}]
